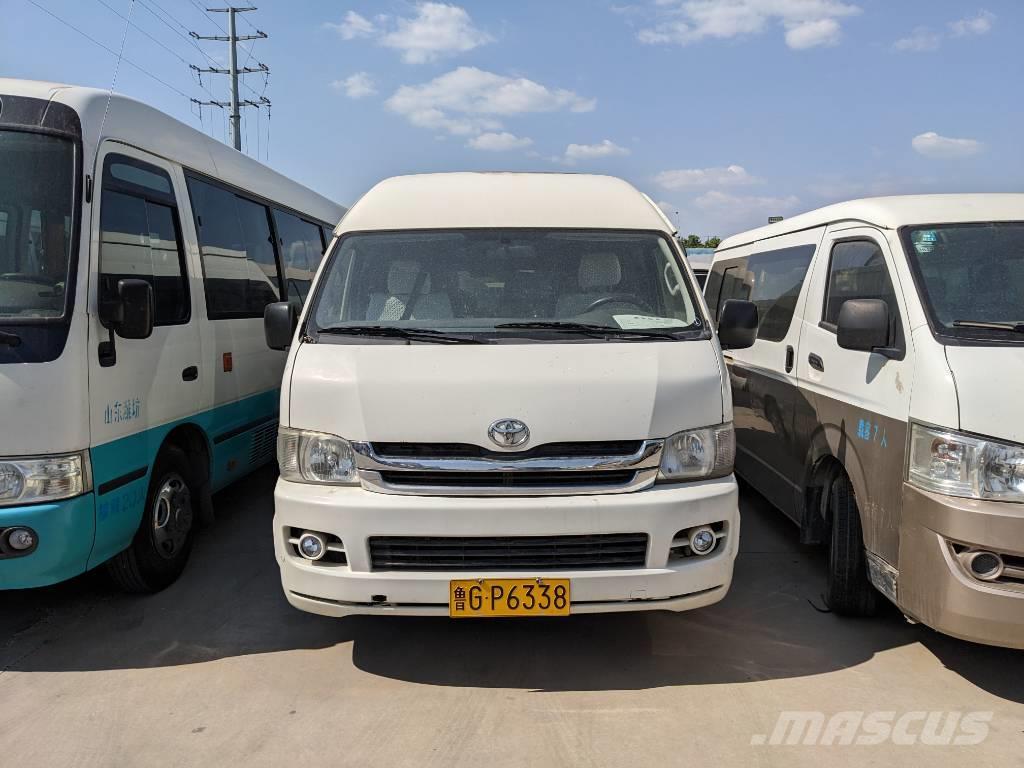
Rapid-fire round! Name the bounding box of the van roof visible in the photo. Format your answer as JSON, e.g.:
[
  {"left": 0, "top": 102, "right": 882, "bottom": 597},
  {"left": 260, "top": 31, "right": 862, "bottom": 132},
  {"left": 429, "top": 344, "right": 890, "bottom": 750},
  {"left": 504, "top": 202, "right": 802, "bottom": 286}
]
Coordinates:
[
  {"left": 0, "top": 78, "right": 345, "bottom": 227},
  {"left": 717, "top": 193, "right": 1024, "bottom": 252},
  {"left": 337, "top": 172, "right": 674, "bottom": 234}
]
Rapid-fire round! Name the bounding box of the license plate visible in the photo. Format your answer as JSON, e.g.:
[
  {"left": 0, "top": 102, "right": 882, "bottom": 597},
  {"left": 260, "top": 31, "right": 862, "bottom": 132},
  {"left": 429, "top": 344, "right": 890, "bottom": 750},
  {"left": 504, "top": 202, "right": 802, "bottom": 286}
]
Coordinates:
[{"left": 449, "top": 578, "right": 570, "bottom": 617}]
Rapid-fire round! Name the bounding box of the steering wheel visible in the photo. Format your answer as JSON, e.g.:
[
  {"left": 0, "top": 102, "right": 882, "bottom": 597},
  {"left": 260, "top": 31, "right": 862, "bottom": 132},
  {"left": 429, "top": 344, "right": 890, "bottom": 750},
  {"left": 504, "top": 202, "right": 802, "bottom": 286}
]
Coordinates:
[{"left": 580, "top": 294, "right": 653, "bottom": 314}]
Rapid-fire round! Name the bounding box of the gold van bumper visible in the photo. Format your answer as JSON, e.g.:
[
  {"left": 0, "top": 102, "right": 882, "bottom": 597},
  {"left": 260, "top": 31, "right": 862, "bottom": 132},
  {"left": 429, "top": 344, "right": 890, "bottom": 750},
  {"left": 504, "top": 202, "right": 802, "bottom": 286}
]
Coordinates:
[{"left": 897, "top": 483, "right": 1024, "bottom": 649}]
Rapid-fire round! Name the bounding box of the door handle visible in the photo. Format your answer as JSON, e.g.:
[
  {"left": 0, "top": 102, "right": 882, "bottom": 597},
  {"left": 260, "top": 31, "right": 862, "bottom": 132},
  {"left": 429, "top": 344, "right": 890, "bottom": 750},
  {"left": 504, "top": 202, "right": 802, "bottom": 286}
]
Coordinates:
[
  {"left": 808, "top": 353, "right": 824, "bottom": 372},
  {"left": 785, "top": 345, "right": 794, "bottom": 373},
  {"left": 182, "top": 365, "right": 199, "bottom": 381}
]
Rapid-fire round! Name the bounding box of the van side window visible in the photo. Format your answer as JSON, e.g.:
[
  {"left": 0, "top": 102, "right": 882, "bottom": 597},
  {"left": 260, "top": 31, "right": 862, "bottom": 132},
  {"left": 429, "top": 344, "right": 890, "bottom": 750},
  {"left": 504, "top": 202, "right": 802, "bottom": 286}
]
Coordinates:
[
  {"left": 187, "top": 176, "right": 280, "bottom": 319},
  {"left": 99, "top": 155, "right": 189, "bottom": 326},
  {"left": 823, "top": 240, "right": 899, "bottom": 328},
  {"left": 709, "top": 245, "right": 815, "bottom": 342},
  {"left": 273, "top": 209, "right": 325, "bottom": 307}
]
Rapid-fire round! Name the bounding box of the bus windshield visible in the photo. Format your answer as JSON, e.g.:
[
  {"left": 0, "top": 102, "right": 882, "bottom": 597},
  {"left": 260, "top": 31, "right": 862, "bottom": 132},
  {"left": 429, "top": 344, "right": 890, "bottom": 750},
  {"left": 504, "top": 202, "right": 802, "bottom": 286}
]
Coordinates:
[
  {"left": 904, "top": 222, "right": 1024, "bottom": 341},
  {"left": 0, "top": 131, "right": 76, "bottom": 320},
  {"left": 311, "top": 229, "right": 703, "bottom": 342}
]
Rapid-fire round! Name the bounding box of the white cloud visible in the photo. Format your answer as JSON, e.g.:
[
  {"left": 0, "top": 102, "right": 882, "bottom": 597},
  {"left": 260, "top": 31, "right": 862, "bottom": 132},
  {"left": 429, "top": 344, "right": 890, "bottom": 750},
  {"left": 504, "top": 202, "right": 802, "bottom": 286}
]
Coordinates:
[
  {"left": 386, "top": 67, "right": 596, "bottom": 137},
  {"left": 893, "top": 27, "right": 941, "bottom": 52},
  {"left": 330, "top": 72, "right": 377, "bottom": 99},
  {"left": 785, "top": 18, "right": 841, "bottom": 48},
  {"left": 326, "top": 10, "right": 376, "bottom": 40},
  {"left": 949, "top": 10, "right": 995, "bottom": 37},
  {"left": 911, "top": 131, "right": 984, "bottom": 159},
  {"left": 691, "top": 189, "right": 801, "bottom": 235},
  {"left": 654, "top": 164, "right": 759, "bottom": 190},
  {"left": 467, "top": 132, "right": 533, "bottom": 151},
  {"left": 327, "top": 4, "right": 492, "bottom": 64},
  {"left": 636, "top": 0, "right": 861, "bottom": 50},
  {"left": 561, "top": 139, "right": 631, "bottom": 164}
]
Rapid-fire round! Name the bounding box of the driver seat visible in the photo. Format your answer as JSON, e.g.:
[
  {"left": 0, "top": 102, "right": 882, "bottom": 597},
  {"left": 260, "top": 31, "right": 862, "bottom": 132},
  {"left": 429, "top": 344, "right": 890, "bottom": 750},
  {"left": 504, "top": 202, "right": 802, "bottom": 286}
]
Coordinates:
[{"left": 555, "top": 252, "right": 622, "bottom": 317}]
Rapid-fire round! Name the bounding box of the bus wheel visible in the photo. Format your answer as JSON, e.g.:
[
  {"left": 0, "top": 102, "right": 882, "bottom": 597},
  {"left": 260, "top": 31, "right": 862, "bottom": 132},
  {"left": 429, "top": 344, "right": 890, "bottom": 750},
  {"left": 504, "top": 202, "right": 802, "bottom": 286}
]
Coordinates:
[
  {"left": 107, "top": 447, "right": 196, "bottom": 593},
  {"left": 825, "top": 473, "right": 877, "bottom": 617}
]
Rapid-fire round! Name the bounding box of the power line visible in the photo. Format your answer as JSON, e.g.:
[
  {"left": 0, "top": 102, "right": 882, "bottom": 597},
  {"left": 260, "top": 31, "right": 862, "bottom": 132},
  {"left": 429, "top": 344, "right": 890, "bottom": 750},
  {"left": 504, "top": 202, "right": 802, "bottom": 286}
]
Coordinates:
[{"left": 25, "top": 0, "right": 191, "bottom": 100}]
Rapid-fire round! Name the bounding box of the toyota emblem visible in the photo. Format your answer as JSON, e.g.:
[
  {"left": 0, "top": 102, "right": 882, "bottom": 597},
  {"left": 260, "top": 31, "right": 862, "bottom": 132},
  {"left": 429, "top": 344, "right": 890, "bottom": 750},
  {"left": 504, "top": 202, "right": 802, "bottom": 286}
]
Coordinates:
[{"left": 488, "top": 418, "right": 530, "bottom": 448}]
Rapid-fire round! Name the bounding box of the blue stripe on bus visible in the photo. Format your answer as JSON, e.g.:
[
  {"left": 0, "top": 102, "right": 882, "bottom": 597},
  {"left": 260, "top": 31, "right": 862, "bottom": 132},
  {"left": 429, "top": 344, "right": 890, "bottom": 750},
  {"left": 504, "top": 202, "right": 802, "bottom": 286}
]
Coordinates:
[{"left": 83, "top": 388, "right": 280, "bottom": 575}]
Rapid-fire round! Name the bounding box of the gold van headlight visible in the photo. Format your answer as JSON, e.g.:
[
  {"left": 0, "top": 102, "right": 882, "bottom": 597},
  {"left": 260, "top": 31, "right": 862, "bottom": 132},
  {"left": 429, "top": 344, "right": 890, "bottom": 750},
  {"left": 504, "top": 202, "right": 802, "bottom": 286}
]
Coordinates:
[
  {"left": 277, "top": 428, "right": 358, "bottom": 485},
  {"left": 909, "top": 424, "right": 1024, "bottom": 501},
  {"left": 0, "top": 452, "right": 92, "bottom": 506},
  {"left": 658, "top": 423, "right": 735, "bottom": 482}
]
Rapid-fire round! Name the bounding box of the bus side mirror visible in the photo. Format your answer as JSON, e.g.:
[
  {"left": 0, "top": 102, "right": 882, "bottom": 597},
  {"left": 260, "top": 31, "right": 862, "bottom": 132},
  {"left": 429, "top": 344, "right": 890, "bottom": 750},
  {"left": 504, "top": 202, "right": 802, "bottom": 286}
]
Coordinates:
[
  {"left": 112, "top": 279, "right": 154, "bottom": 340},
  {"left": 837, "top": 299, "right": 889, "bottom": 352},
  {"left": 265, "top": 301, "right": 297, "bottom": 350},
  {"left": 718, "top": 299, "right": 758, "bottom": 350}
]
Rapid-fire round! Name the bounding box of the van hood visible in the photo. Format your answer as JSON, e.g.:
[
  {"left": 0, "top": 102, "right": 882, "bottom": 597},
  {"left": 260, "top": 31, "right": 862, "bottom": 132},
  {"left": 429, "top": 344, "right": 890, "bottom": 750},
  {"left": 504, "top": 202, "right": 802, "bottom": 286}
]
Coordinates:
[
  {"left": 287, "top": 341, "right": 725, "bottom": 445},
  {"left": 946, "top": 345, "right": 1024, "bottom": 444}
]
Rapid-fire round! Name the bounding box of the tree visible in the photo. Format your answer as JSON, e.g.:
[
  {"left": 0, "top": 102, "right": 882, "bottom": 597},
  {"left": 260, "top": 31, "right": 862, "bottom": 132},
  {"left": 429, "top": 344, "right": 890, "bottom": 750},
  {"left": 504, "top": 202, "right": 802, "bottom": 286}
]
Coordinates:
[
  {"left": 704, "top": 236, "right": 721, "bottom": 249},
  {"left": 683, "top": 234, "right": 703, "bottom": 248}
]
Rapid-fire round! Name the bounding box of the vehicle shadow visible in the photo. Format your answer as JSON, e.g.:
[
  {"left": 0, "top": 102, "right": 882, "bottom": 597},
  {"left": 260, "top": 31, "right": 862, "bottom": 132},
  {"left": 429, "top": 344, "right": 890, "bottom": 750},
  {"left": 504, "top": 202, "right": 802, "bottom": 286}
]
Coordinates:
[{"left": 2, "top": 466, "right": 1021, "bottom": 700}]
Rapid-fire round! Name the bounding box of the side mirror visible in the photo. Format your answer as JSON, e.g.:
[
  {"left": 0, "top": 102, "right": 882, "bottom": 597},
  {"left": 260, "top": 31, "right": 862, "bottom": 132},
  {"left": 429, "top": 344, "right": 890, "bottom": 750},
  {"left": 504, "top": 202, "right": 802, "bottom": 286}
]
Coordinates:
[
  {"left": 111, "top": 279, "right": 154, "bottom": 340},
  {"left": 718, "top": 299, "right": 758, "bottom": 350},
  {"left": 264, "top": 301, "right": 297, "bottom": 350},
  {"left": 837, "top": 299, "right": 889, "bottom": 352}
]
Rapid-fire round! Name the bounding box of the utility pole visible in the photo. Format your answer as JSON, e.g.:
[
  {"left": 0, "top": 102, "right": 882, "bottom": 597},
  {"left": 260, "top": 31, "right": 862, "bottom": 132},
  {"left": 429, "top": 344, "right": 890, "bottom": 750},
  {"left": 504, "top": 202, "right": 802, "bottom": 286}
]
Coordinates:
[{"left": 191, "top": 7, "right": 269, "bottom": 152}]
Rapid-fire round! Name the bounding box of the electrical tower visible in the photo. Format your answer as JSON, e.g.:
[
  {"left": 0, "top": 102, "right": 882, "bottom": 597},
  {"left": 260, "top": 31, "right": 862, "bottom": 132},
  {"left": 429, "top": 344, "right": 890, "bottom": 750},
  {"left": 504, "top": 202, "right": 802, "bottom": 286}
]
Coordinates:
[{"left": 191, "top": 6, "right": 270, "bottom": 152}]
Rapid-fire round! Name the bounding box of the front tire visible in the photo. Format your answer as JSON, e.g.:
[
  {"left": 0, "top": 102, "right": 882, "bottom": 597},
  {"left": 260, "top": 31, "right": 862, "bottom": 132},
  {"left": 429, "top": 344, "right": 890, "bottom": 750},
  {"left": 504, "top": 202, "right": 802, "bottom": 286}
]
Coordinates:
[
  {"left": 825, "top": 473, "right": 877, "bottom": 617},
  {"left": 107, "top": 448, "right": 196, "bottom": 593}
]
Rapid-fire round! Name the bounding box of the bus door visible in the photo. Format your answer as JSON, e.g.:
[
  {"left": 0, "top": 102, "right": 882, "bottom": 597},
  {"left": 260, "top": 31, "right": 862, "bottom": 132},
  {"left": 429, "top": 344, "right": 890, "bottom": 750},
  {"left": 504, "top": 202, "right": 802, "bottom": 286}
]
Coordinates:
[{"left": 86, "top": 143, "right": 205, "bottom": 567}]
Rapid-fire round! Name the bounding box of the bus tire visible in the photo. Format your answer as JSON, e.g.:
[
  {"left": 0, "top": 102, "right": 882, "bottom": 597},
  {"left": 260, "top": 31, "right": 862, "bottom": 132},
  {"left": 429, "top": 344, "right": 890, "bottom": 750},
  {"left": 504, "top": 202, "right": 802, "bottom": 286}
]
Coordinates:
[
  {"left": 107, "top": 447, "right": 196, "bottom": 593},
  {"left": 825, "top": 473, "right": 877, "bottom": 617}
]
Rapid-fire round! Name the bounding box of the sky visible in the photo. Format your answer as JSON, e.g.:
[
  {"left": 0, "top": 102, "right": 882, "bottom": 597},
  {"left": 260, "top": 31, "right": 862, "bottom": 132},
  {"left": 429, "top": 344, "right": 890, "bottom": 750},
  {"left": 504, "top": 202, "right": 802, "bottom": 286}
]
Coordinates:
[{"left": 3, "top": 0, "right": 1023, "bottom": 238}]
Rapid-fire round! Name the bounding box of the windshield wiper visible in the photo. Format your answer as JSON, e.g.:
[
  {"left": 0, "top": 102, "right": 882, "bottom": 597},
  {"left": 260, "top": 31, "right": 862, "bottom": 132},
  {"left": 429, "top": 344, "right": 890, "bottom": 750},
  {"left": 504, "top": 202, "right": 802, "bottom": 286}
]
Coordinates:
[
  {"left": 0, "top": 330, "right": 22, "bottom": 347},
  {"left": 952, "top": 320, "right": 1024, "bottom": 333},
  {"left": 317, "top": 325, "right": 482, "bottom": 344},
  {"left": 494, "top": 321, "right": 686, "bottom": 339}
]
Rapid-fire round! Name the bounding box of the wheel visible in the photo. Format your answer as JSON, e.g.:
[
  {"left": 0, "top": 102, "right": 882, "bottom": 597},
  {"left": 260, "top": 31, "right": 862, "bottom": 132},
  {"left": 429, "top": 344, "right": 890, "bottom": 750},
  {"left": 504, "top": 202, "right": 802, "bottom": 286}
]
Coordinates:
[
  {"left": 106, "top": 447, "right": 196, "bottom": 593},
  {"left": 825, "top": 473, "right": 877, "bottom": 616}
]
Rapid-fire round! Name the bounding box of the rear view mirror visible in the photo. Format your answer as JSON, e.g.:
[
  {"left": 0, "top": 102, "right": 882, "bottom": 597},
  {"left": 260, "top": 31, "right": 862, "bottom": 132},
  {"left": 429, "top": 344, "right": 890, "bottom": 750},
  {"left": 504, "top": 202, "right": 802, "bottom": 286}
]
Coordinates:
[
  {"left": 717, "top": 299, "right": 758, "bottom": 350},
  {"left": 837, "top": 299, "right": 889, "bottom": 352},
  {"left": 110, "top": 279, "right": 154, "bottom": 340},
  {"left": 264, "top": 301, "right": 297, "bottom": 350}
]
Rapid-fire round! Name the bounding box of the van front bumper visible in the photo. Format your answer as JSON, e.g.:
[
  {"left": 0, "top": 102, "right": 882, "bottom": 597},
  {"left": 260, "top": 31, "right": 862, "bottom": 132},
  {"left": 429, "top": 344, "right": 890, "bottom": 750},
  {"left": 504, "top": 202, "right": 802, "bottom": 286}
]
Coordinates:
[
  {"left": 273, "top": 476, "right": 739, "bottom": 617},
  {"left": 0, "top": 494, "right": 95, "bottom": 589},
  {"left": 898, "top": 483, "right": 1024, "bottom": 649}
]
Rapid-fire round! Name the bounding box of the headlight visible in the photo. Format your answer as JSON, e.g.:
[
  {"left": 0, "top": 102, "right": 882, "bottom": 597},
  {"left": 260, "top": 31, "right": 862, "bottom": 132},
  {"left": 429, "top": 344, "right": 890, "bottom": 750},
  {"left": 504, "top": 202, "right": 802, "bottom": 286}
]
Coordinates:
[
  {"left": 0, "top": 452, "right": 92, "bottom": 506},
  {"left": 909, "top": 424, "right": 1024, "bottom": 502},
  {"left": 658, "top": 423, "right": 735, "bottom": 482},
  {"left": 277, "top": 428, "right": 358, "bottom": 485}
]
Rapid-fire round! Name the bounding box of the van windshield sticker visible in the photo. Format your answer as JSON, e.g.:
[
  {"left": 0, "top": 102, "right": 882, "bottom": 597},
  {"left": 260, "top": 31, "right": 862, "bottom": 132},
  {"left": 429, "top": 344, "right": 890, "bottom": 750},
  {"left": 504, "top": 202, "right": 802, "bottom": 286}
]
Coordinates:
[
  {"left": 613, "top": 314, "right": 689, "bottom": 329},
  {"left": 911, "top": 229, "right": 939, "bottom": 255}
]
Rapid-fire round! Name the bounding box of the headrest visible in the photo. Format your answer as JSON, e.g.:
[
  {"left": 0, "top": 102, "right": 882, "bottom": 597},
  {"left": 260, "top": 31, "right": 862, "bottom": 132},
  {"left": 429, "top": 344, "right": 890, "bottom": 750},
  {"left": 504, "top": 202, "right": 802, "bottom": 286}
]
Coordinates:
[
  {"left": 387, "top": 260, "right": 430, "bottom": 294},
  {"left": 578, "top": 253, "right": 621, "bottom": 290}
]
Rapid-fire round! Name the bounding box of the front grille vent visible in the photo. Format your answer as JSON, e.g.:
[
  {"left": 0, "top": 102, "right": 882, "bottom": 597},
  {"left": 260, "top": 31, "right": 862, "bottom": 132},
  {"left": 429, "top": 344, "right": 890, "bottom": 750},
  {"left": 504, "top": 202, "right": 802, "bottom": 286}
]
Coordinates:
[
  {"left": 369, "top": 533, "right": 649, "bottom": 571},
  {"left": 378, "top": 470, "right": 635, "bottom": 489}
]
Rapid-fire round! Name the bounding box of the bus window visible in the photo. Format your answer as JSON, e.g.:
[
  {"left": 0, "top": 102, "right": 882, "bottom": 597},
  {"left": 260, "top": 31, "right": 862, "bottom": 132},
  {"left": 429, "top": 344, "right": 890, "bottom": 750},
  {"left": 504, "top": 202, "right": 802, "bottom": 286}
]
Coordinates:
[
  {"left": 187, "top": 177, "right": 279, "bottom": 319},
  {"left": 273, "top": 208, "right": 323, "bottom": 307},
  {"left": 99, "top": 155, "right": 189, "bottom": 326}
]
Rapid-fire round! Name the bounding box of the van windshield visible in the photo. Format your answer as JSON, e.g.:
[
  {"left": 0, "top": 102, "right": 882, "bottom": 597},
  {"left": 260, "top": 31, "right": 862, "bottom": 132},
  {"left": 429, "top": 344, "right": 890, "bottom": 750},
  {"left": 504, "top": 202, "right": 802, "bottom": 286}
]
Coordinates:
[
  {"left": 904, "top": 222, "right": 1024, "bottom": 341},
  {"left": 0, "top": 131, "right": 76, "bottom": 320},
  {"left": 311, "top": 229, "right": 703, "bottom": 341}
]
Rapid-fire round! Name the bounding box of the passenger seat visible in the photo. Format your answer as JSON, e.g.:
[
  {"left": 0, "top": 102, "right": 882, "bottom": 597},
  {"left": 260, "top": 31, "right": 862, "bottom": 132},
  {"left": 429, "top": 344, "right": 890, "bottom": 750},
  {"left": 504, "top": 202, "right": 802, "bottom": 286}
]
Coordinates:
[{"left": 366, "top": 260, "right": 453, "bottom": 321}]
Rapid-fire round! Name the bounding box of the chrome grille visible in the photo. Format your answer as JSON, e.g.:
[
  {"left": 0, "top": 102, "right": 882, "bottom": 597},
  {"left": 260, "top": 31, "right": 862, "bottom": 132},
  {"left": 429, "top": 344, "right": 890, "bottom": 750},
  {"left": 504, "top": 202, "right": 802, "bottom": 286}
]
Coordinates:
[
  {"left": 352, "top": 440, "right": 662, "bottom": 496},
  {"left": 369, "top": 533, "right": 649, "bottom": 571}
]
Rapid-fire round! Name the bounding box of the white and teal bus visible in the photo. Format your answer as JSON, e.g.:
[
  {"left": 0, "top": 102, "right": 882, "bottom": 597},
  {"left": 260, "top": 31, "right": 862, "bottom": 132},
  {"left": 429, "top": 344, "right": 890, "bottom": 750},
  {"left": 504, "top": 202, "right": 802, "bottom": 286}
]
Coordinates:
[{"left": 0, "top": 79, "right": 345, "bottom": 592}]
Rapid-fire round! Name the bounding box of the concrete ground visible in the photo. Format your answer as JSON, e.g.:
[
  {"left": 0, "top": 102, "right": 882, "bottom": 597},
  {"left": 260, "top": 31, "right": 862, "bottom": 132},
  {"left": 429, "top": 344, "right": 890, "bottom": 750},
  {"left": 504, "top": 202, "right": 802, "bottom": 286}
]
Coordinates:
[{"left": 1, "top": 467, "right": 1022, "bottom": 767}]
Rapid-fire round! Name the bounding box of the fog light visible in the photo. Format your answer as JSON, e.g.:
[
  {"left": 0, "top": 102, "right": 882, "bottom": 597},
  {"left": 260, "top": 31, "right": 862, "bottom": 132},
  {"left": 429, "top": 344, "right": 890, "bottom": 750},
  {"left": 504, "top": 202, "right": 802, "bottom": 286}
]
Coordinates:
[
  {"left": 7, "top": 527, "right": 36, "bottom": 551},
  {"left": 688, "top": 526, "right": 717, "bottom": 556},
  {"left": 960, "top": 550, "right": 1004, "bottom": 582},
  {"left": 298, "top": 532, "right": 326, "bottom": 561}
]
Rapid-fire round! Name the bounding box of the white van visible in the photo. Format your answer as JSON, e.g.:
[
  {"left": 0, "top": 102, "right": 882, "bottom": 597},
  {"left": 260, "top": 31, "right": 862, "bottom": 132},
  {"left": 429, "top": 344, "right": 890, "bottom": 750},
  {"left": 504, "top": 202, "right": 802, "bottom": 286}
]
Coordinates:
[
  {"left": 266, "top": 172, "right": 757, "bottom": 618},
  {"left": 706, "top": 194, "right": 1024, "bottom": 648},
  {"left": 0, "top": 79, "right": 344, "bottom": 592}
]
